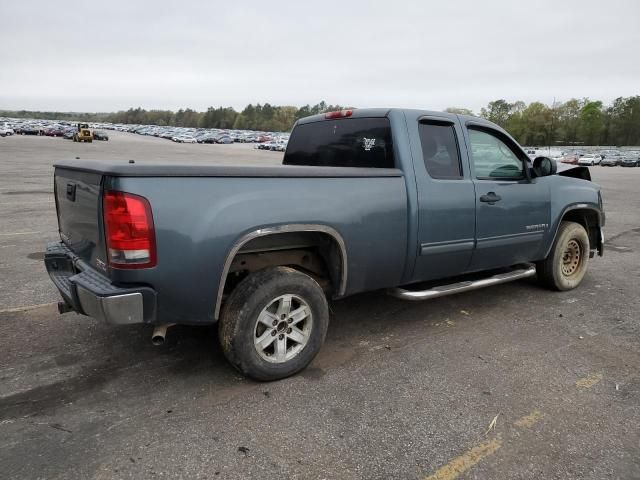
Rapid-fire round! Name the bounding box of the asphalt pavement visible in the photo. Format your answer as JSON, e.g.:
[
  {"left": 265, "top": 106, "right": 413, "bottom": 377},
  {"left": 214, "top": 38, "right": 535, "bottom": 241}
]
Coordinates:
[{"left": 0, "top": 133, "right": 638, "bottom": 479}]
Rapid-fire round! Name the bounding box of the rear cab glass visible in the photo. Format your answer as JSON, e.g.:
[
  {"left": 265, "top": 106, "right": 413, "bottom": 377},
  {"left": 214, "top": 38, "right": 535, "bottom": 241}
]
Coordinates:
[{"left": 283, "top": 118, "right": 394, "bottom": 168}]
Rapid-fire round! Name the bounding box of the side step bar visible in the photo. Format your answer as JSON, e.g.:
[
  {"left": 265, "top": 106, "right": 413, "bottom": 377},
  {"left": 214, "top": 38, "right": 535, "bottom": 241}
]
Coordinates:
[{"left": 388, "top": 265, "right": 537, "bottom": 301}]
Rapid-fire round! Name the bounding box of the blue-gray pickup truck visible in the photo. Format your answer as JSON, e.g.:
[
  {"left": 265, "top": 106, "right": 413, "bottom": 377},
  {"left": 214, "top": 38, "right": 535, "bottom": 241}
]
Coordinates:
[{"left": 45, "top": 108, "right": 605, "bottom": 380}]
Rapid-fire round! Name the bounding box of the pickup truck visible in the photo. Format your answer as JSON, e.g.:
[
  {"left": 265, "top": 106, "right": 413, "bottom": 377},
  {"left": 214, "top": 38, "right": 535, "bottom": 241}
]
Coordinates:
[{"left": 45, "top": 108, "right": 605, "bottom": 381}]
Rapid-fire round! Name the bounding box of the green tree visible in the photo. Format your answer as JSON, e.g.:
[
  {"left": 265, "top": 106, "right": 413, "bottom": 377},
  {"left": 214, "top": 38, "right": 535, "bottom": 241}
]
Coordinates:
[
  {"left": 519, "top": 102, "right": 553, "bottom": 145},
  {"left": 607, "top": 96, "right": 640, "bottom": 145},
  {"left": 556, "top": 99, "right": 583, "bottom": 144},
  {"left": 578, "top": 101, "right": 604, "bottom": 145},
  {"left": 480, "top": 99, "right": 513, "bottom": 127}
]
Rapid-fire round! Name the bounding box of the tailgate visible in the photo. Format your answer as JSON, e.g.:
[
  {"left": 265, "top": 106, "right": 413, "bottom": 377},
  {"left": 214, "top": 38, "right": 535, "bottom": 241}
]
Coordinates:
[{"left": 54, "top": 167, "right": 107, "bottom": 271}]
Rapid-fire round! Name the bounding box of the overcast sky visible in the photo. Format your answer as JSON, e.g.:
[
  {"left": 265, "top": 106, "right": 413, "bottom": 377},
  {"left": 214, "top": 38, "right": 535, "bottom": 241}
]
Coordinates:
[{"left": 1, "top": 0, "right": 638, "bottom": 113}]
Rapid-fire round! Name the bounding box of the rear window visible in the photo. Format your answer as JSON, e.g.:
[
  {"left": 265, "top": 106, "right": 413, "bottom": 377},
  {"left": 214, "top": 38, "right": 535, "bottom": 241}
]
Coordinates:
[{"left": 283, "top": 118, "right": 394, "bottom": 168}]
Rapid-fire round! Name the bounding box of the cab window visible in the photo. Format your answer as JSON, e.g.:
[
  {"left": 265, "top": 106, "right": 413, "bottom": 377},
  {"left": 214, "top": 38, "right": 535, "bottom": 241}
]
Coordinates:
[
  {"left": 284, "top": 118, "right": 394, "bottom": 168},
  {"left": 468, "top": 128, "right": 524, "bottom": 179},
  {"left": 419, "top": 121, "right": 463, "bottom": 179}
]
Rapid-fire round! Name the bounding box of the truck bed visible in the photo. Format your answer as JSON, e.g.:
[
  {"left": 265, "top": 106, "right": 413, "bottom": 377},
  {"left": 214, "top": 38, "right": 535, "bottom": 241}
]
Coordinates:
[
  {"left": 52, "top": 159, "right": 409, "bottom": 325},
  {"left": 54, "top": 159, "right": 403, "bottom": 178}
]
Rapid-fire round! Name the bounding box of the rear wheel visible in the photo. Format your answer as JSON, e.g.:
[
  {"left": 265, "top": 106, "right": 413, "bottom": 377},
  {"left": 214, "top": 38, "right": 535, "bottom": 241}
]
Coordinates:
[
  {"left": 219, "top": 266, "right": 329, "bottom": 381},
  {"left": 536, "top": 221, "right": 590, "bottom": 291}
]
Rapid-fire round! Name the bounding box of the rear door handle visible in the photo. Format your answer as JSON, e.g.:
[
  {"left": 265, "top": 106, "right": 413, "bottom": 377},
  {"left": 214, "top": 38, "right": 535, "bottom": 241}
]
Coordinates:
[{"left": 480, "top": 192, "right": 501, "bottom": 204}]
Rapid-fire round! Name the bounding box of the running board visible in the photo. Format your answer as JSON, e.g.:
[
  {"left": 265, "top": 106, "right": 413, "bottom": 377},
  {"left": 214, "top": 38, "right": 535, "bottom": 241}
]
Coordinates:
[{"left": 388, "top": 265, "right": 537, "bottom": 301}]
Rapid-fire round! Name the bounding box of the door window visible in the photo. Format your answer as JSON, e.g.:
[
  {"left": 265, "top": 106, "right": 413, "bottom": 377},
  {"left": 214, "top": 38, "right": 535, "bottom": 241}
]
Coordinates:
[
  {"left": 468, "top": 128, "right": 524, "bottom": 179},
  {"left": 419, "top": 122, "right": 463, "bottom": 179}
]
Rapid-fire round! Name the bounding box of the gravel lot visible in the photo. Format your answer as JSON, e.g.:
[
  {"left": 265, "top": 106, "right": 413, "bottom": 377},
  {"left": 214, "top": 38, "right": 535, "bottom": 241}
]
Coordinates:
[{"left": 1, "top": 132, "right": 639, "bottom": 479}]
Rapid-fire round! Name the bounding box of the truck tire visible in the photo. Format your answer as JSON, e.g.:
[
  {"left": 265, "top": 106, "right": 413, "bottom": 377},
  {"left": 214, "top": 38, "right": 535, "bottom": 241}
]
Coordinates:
[
  {"left": 219, "top": 266, "right": 329, "bottom": 381},
  {"left": 536, "top": 221, "right": 590, "bottom": 291}
]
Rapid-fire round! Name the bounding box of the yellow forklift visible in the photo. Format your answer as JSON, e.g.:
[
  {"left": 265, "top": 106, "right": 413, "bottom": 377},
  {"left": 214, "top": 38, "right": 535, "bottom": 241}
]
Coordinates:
[{"left": 73, "top": 123, "right": 93, "bottom": 143}]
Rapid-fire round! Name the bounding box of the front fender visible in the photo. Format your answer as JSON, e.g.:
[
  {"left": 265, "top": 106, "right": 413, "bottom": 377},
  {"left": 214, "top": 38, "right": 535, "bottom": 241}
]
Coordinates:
[
  {"left": 542, "top": 175, "right": 604, "bottom": 259},
  {"left": 544, "top": 203, "right": 604, "bottom": 259}
]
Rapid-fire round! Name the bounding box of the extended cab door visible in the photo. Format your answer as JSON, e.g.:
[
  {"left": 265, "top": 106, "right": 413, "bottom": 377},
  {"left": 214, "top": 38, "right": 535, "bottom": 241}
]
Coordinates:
[
  {"left": 410, "top": 116, "right": 476, "bottom": 282},
  {"left": 464, "top": 124, "right": 551, "bottom": 271}
]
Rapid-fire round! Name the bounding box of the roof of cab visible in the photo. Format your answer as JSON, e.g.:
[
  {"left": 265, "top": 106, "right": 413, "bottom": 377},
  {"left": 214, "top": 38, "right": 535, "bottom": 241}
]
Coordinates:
[
  {"left": 295, "top": 108, "right": 502, "bottom": 131},
  {"left": 295, "top": 108, "right": 392, "bottom": 125}
]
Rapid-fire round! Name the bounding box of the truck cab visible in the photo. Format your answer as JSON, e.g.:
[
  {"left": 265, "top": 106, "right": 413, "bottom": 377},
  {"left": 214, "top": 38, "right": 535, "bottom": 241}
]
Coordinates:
[{"left": 285, "top": 109, "right": 603, "bottom": 286}]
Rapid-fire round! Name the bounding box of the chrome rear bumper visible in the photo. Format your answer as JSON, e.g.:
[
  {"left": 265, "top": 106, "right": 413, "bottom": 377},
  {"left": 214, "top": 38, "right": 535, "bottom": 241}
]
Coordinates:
[{"left": 44, "top": 242, "right": 156, "bottom": 324}]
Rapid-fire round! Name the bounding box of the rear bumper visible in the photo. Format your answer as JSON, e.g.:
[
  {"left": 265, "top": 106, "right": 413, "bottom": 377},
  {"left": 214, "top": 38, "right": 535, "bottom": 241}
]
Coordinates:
[{"left": 44, "top": 242, "right": 156, "bottom": 324}]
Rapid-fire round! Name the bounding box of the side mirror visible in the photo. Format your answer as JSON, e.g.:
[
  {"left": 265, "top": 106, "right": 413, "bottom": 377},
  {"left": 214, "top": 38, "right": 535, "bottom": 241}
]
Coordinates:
[{"left": 533, "top": 156, "right": 557, "bottom": 177}]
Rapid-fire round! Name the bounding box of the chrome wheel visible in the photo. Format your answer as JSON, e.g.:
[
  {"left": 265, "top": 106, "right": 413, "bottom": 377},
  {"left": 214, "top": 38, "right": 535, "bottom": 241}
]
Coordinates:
[
  {"left": 561, "top": 239, "right": 582, "bottom": 277},
  {"left": 254, "top": 294, "right": 313, "bottom": 363}
]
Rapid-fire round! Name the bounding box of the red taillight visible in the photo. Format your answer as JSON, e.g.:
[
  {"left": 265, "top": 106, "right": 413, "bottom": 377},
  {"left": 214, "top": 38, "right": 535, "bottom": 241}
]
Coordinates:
[
  {"left": 103, "top": 190, "right": 156, "bottom": 269},
  {"left": 324, "top": 109, "right": 353, "bottom": 119}
]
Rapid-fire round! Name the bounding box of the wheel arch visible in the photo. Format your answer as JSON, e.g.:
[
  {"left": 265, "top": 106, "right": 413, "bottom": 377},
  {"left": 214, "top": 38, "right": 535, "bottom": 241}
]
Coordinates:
[
  {"left": 545, "top": 205, "right": 604, "bottom": 259},
  {"left": 214, "top": 224, "right": 348, "bottom": 319}
]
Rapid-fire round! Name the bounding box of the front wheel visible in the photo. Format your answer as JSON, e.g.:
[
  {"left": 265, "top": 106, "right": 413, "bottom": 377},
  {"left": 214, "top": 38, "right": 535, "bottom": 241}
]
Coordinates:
[
  {"left": 219, "top": 266, "right": 329, "bottom": 381},
  {"left": 536, "top": 221, "right": 590, "bottom": 291}
]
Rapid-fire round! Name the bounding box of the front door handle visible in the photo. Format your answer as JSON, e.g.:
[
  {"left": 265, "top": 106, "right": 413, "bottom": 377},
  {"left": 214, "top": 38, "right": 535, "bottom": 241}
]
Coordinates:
[{"left": 480, "top": 192, "right": 501, "bottom": 204}]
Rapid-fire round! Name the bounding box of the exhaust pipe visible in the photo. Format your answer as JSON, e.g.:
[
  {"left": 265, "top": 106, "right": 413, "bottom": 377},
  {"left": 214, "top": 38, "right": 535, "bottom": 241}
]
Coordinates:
[
  {"left": 57, "top": 301, "right": 74, "bottom": 314},
  {"left": 151, "top": 324, "right": 174, "bottom": 346}
]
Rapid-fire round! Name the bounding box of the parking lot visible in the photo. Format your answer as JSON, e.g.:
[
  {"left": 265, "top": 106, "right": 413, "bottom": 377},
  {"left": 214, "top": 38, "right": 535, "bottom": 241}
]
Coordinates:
[{"left": 1, "top": 132, "right": 639, "bottom": 479}]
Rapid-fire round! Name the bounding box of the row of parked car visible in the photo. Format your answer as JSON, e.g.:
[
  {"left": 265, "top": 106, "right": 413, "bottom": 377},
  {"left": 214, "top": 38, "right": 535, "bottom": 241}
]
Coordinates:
[
  {"left": 568, "top": 151, "right": 640, "bottom": 167},
  {"left": 106, "top": 122, "right": 288, "bottom": 149},
  {"left": 0, "top": 121, "right": 109, "bottom": 141},
  {"left": 0, "top": 117, "right": 288, "bottom": 151},
  {"left": 7, "top": 117, "right": 635, "bottom": 163},
  {"left": 524, "top": 147, "right": 640, "bottom": 167}
]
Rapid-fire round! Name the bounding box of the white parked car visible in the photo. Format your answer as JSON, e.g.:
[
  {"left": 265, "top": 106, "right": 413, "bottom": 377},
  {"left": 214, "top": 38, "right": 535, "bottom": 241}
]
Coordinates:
[
  {"left": 0, "top": 124, "right": 15, "bottom": 137},
  {"left": 525, "top": 148, "right": 564, "bottom": 160},
  {"left": 578, "top": 154, "right": 601, "bottom": 166},
  {"left": 274, "top": 141, "right": 288, "bottom": 152},
  {"left": 172, "top": 135, "right": 197, "bottom": 144}
]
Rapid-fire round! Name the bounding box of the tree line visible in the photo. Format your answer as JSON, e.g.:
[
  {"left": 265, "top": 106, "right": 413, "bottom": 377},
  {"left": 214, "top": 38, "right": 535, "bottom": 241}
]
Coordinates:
[
  {"left": 1, "top": 102, "right": 346, "bottom": 133},
  {"left": 446, "top": 96, "right": 640, "bottom": 146},
  {"left": 2, "top": 96, "right": 639, "bottom": 145},
  {"left": 104, "top": 102, "right": 348, "bottom": 132}
]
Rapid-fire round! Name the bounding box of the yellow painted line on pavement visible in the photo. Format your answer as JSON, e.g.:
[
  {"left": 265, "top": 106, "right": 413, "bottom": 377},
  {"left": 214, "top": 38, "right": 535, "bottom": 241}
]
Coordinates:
[
  {"left": 424, "top": 438, "right": 502, "bottom": 480},
  {"left": 0, "top": 302, "right": 57, "bottom": 314},
  {"left": 0, "top": 231, "right": 41, "bottom": 236},
  {"left": 576, "top": 373, "right": 603, "bottom": 389},
  {"left": 514, "top": 410, "right": 544, "bottom": 428}
]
